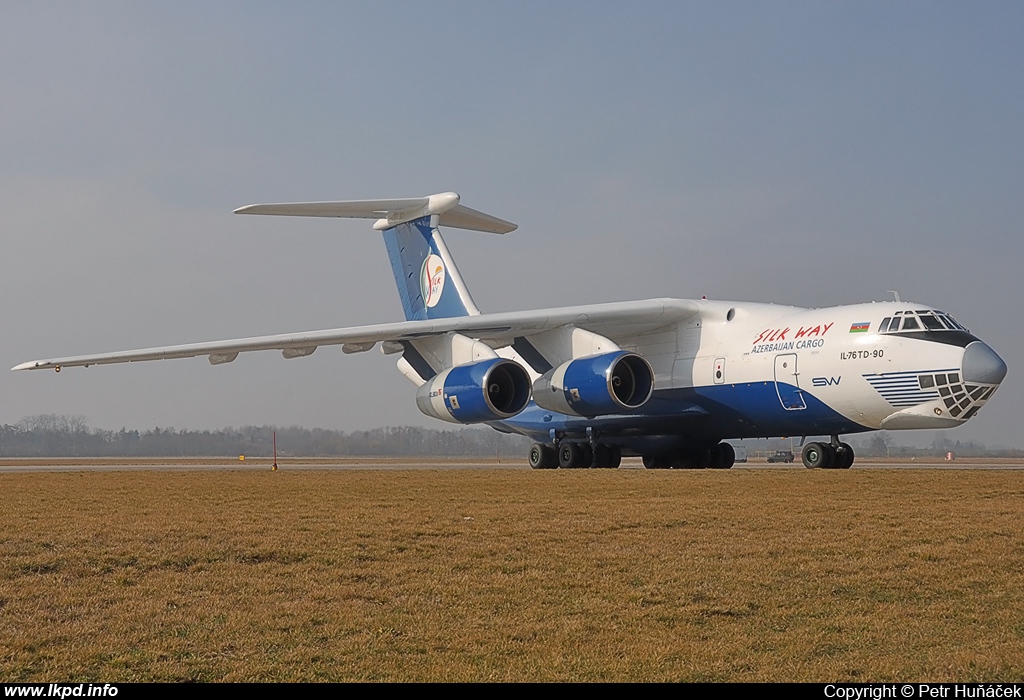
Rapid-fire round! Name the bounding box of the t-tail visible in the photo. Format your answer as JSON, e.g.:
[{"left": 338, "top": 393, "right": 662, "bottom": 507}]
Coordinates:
[{"left": 234, "top": 192, "right": 516, "bottom": 320}]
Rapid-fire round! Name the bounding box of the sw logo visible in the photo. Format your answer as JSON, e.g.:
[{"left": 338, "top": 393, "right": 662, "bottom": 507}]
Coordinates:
[{"left": 812, "top": 376, "right": 842, "bottom": 387}]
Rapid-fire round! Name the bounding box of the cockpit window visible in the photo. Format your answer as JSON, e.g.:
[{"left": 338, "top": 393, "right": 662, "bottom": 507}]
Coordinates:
[{"left": 878, "top": 310, "right": 969, "bottom": 335}]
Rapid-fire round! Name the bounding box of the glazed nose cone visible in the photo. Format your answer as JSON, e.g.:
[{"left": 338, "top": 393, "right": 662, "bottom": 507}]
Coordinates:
[{"left": 962, "top": 341, "right": 1007, "bottom": 385}]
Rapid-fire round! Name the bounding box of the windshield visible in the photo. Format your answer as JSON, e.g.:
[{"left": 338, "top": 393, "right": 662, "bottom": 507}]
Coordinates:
[{"left": 877, "top": 310, "right": 968, "bottom": 335}]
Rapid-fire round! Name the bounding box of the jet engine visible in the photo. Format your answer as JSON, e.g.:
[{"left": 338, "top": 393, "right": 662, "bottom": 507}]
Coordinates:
[
  {"left": 532, "top": 351, "right": 654, "bottom": 417},
  {"left": 416, "top": 358, "right": 532, "bottom": 424}
]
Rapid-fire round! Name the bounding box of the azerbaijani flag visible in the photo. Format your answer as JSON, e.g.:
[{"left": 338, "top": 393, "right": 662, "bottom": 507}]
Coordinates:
[{"left": 849, "top": 322, "right": 870, "bottom": 333}]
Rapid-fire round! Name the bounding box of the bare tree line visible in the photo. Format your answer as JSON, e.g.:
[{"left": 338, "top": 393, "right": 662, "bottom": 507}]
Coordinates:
[
  {"left": 0, "top": 415, "right": 531, "bottom": 458},
  {"left": 1, "top": 415, "right": 1019, "bottom": 459}
]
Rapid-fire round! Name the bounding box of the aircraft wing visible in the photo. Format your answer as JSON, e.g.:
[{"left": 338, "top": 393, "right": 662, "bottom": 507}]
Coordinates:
[{"left": 12, "top": 299, "right": 698, "bottom": 371}]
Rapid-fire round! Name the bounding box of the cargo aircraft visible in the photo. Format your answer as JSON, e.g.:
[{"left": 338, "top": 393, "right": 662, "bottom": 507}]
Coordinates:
[{"left": 14, "top": 193, "right": 1007, "bottom": 469}]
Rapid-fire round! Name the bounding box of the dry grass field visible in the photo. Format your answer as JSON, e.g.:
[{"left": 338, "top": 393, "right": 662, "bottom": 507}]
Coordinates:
[{"left": 2, "top": 467, "right": 1023, "bottom": 682}]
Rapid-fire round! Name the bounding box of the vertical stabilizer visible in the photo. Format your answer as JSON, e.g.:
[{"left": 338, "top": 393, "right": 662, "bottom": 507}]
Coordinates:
[{"left": 382, "top": 215, "right": 480, "bottom": 321}]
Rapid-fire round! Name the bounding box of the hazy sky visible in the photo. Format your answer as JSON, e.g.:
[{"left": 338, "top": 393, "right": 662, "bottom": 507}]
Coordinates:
[{"left": 2, "top": 2, "right": 1022, "bottom": 447}]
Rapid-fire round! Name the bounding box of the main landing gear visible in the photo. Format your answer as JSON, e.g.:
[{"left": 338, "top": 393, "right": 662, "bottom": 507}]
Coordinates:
[
  {"left": 528, "top": 441, "right": 622, "bottom": 469},
  {"left": 529, "top": 438, "right": 735, "bottom": 470},
  {"left": 641, "top": 442, "right": 735, "bottom": 470},
  {"left": 801, "top": 438, "right": 854, "bottom": 469}
]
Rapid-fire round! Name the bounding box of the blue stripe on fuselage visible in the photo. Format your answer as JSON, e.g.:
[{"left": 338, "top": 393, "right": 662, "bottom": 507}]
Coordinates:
[{"left": 497, "top": 381, "right": 867, "bottom": 442}]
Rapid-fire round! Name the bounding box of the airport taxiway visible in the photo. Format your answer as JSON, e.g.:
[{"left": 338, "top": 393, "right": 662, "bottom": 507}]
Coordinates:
[{"left": 0, "top": 457, "right": 1021, "bottom": 472}]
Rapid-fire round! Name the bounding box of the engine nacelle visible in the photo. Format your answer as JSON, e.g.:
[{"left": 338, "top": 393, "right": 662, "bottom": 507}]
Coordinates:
[
  {"left": 532, "top": 351, "right": 654, "bottom": 417},
  {"left": 416, "top": 358, "right": 532, "bottom": 424}
]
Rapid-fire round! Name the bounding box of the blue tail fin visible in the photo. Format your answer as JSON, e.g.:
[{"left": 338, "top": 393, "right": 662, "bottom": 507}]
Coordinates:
[{"left": 382, "top": 215, "right": 480, "bottom": 321}]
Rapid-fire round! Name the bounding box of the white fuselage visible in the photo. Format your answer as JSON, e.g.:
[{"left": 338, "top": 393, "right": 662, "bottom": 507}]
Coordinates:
[{"left": 501, "top": 299, "right": 1004, "bottom": 445}]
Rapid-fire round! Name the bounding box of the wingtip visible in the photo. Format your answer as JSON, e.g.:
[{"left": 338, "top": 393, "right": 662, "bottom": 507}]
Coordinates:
[{"left": 11, "top": 360, "right": 60, "bottom": 371}]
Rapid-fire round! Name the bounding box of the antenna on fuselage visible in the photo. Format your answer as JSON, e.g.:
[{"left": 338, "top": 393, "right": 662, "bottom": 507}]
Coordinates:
[{"left": 887, "top": 290, "right": 901, "bottom": 302}]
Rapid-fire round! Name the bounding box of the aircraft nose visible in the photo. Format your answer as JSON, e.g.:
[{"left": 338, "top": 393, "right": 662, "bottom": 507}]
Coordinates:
[{"left": 962, "top": 341, "right": 1007, "bottom": 385}]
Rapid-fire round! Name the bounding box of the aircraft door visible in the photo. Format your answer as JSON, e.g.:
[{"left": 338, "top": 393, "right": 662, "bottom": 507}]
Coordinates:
[{"left": 774, "top": 353, "right": 806, "bottom": 410}]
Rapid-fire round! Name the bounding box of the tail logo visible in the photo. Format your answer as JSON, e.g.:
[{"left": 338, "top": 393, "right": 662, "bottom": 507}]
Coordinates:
[{"left": 420, "top": 254, "right": 445, "bottom": 308}]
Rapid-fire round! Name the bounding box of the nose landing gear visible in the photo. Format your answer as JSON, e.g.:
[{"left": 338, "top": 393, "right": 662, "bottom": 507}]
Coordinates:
[{"left": 801, "top": 438, "right": 854, "bottom": 469}]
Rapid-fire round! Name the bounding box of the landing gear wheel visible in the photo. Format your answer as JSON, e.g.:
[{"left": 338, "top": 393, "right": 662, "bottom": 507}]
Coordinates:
[
  {"left": 802, "top": 442, "right": 833, "bottom": 469},
  {"left": 710, "top": 442, "right": 735, "bottom": 469},
  {"left": 834, "top": 442, "right": 855, "bottom": 469},
  {"left": 643, "top": 454, "right": 672, "bottom": 469},
  {"left": 586, "top": 443, "right": 621, "bottom": 468},
  {"left": 594, "top": 443, "right": 620, "bottom": 468},
  {"left": 528, "top": 443, "right": 556, "bottom": 469},
  {"left": 691, "top": 448, "right": 712, "bottom": 469},
  {"left": 558, "top": 442, "right": 585, "bottom": 469},
  {"left": 580, "top": 443, "right": 594, "bottom": 468},
  {"left": 671, "top": 452, "right": 694, "bottom": 469}
]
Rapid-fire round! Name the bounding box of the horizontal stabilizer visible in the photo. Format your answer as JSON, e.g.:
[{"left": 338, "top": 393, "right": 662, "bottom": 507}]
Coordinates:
[{"left": 234, "top": 192, "right": 516, "bottom": 234}]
